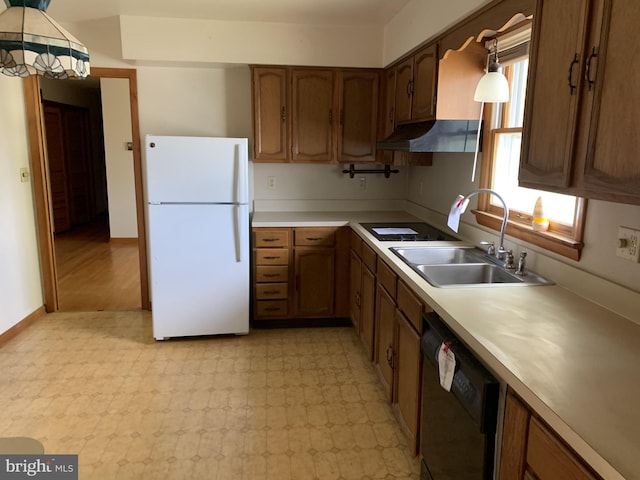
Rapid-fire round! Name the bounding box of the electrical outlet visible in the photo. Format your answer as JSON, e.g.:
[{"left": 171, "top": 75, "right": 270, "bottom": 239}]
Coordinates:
[
  {"left": 20, "top": 167, "right": 30, "bottom": 183},
  {"left": 616, "top": 226, "right": 640, "bottom": 262},
  {"left": 359, "top": 177, "right": 366, "bottom": 190},
  {"left": 267, "top": 176, "right": 276, "bottom": 190}
]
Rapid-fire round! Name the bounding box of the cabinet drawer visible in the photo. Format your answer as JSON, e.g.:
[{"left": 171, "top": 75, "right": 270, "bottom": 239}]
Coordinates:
[
  {"left": 254, "top": 229, "right": 289, "bottom": 248},
  {"left": 350, "top": 230, "right": 363, "bottom": 257},
  {"left": 362, "top": 242, "right": 377, "bottom": 272},
  {"left": 295, "top": 228, "right": 335, "bottom": 246},
  {"left": 396, "top": 280, "right": 427, "bottom": 333},
  {"left": 255, "top": 283, "right": 288, "bottom": 300},
  {"left": 256, "top": 300, "right": 288, "bottom": 318},
  {"left": 255, "top": 249, "right": 289, "bottom": 265},
  {"left": 527, "top": 417, "right": 599, "bottom": 480},
  {"left": 255, "top": 265, "right": 288, "bottom": 282},
  {"left": 377, "top": 258, "right": 397, "bottom": 298}
]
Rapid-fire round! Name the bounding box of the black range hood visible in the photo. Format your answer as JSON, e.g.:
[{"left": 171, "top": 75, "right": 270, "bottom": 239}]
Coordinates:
[{"left": 376, "top": 120, "right": 482, "bottom": 153}]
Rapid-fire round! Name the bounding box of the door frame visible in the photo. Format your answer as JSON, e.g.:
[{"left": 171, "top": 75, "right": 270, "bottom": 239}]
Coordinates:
[{"left": 23, "top": 67, "right": 150, "bottom": 311}]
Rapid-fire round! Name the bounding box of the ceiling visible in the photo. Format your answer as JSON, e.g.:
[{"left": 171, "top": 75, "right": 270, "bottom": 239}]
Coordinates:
[{"left": 44, "top": 0, "right": 413, "bottom": 27}]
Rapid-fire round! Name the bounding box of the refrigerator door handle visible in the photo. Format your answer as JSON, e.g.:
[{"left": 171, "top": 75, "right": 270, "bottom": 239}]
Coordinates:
[
  {"left": 235, "top": 143, "right": 249, "bottom": 204},
  {"left": 234, "top": 205, "right": 242, "bottom": 262}
]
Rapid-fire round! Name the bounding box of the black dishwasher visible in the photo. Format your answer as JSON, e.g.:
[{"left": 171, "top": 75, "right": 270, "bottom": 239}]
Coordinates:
[{"left": 420, "top": 312, "right": 500, "bottom": 480}]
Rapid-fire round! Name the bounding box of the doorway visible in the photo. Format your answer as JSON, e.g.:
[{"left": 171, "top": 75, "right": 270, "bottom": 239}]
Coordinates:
[{"left": 23, "top": 68, "right": 150, "bottom": 312}]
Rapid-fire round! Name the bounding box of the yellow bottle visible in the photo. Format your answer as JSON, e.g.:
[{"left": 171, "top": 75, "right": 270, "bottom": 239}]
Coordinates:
[{"left": 532, "top": 196, "right": 549, "bottom": 232}]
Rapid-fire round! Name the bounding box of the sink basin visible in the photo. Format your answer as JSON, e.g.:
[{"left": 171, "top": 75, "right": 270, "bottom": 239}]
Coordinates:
[
  {"left": 416, "top": 264, "right": 524, "bottom": 286},
  {"left": 390, "top": 246, "right": 553, "bottom": 287},
  {"left": 391, "top": 246, "right": 484, "bottom": 265}
]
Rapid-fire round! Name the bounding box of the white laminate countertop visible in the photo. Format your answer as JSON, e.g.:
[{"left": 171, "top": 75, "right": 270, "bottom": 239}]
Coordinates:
[{"left": 253, "top": 211, "right": 640, "bottom": 480}]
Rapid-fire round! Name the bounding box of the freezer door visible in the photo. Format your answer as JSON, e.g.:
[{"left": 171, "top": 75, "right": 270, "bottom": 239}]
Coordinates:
[
  {"left": 148, "top": 204, "right": 249, "bottom": 339},
  {"left": 146, "top": 135, "right": 248, "bottom": 204}
]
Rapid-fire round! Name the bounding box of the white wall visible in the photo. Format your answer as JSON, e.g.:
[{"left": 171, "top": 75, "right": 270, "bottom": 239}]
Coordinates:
[
  {"left": 0, "top": 77, "right": 43, "bottom": 330},
  {"left": 383, "top": 0, "right": 490, "bottom": 65},
  {"left": 119, "top": 16, "right": 383, "bottom": 68},
  {"left": 253, "top": 163, "right": 408, "bottom": 212},
  {"left": 101, "top": 78, "right": 138, "bottom": 238},
  {"left": 406, "top": 154, "right": 640, "bottom": 319}
]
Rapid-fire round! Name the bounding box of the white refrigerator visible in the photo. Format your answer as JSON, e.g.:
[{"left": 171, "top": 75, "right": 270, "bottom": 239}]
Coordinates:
[{"left": 145, "top": 135, "right": 250, "bottom": 340}]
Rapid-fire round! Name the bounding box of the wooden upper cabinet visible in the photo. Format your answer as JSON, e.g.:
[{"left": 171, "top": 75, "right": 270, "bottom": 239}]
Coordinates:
[
  {"left": 582, "top": 0, "right": 640, "bottom": 200},
  {"left": 411, "top": 44, "right": 438, "bottom": 121},
  {"left": 337, "top": 70, "right": 380, "bottom": 163},
  {"left": 392, "top": 44, "right": 438, "bottom": 125},
  {"left": 251, "top": 65, "right": 381, "bottom": 164},
  {"left": 519, "top": 0, "right": 590, "bottom": 189},
  {"left": 520, "top": 0, "right": 640, "bottom": 204},
  {"left": 383, "top": 68, "right": 397, "bottom": 138},
  {"left": 252, "top": 67, "right": 289, "bottom": 162},
  {"left": 291, "top": 69, "right": 336, "bottom": 163},
  {"left": 394, "top": 58, "right": 414, "bottom": 124}
]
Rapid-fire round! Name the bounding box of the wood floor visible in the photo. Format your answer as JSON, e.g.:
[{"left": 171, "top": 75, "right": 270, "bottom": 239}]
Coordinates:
[{"left": 54, "top": 216, "right": 141, "bottom": 311}]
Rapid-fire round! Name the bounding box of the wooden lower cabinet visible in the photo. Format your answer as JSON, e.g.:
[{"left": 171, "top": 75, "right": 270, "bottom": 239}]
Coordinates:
[
  {"left": 350, "top": 234, "right": 377, "bottom": 359},
  {"left": 252, "top": 226, "right": 348, "bottom": 322},
  {"left": 394, "top": 309, "right": 422, "bottom": 454},
  {"left": 294, "top": 247, "right": 335, "bottom": 317},
  {"left": 374, "top": 284, "right": 396, "bottom": 401},
  {"left": 499, "top": 390, "right": 602, "bottom": 480}
]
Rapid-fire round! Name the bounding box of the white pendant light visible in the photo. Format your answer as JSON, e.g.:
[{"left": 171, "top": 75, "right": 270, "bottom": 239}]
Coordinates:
[
  {"left": 474, "top": 38, "right": 509, "bottom": 103},
  {"left": 0, "top": 0, "right": 90, "bottom": 79}
]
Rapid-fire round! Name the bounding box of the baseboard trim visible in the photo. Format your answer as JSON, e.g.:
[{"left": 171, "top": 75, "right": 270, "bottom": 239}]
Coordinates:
[
  {"left": 110, "top": 237, "right": 138, "bottom": 245},
  {"left": 0, "top": 306, "right": 46, "bottom": 347}
]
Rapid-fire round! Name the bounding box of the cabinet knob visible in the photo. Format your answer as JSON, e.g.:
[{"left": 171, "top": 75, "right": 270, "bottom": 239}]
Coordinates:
[{"left": 281, "top": 106, "right": 286, "bottom": 122}]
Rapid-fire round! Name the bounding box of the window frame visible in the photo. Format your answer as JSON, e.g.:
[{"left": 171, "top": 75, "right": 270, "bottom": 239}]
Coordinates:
[{"left": 473, "top": 37, "right": 586, "bottom": 262}]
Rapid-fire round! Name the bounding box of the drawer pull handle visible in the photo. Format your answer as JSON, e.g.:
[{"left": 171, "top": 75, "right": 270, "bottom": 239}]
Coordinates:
[
  {"left": 263, "top": 290, "right": 280, "bottom": 295},
  {"left": 265, "top": 307, "right": 281, "bottom": 312},
  {"left": 263, "top": 273, "right": 280, "bottom": 278},
  {"left": 306, "top": 237, "right": 323, "bottom": 241},
  {"left": 263, "top": 256, "right": 280, "bottom": 260}
]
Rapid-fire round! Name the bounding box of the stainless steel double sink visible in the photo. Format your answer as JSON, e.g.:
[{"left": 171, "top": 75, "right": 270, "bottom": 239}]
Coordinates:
[{"left": 391, "top": 246, "right": 553, "bottom": 287}]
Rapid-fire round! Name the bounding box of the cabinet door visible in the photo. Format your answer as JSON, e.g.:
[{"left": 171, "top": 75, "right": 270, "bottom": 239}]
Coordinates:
[
  {"left": 359, "top": 266, "right": 376, "bottom": 361},
  {"left": 337, "top": 70, "right": 380, "bottom": 163},
  {"left": 411, "top": 44, "right": 438, "bottom": 121},
  {"left": 374, "top": 285, "right": 396, "bottom": 401},
  {"left": 252, "top": 67, "right": 289, "bottom": 162},
  {"left": 383, "top": 67, "right": 396, "bottom": 138},
  {"left": 394, "top": 58, "right": 414, "bottom": 124},
  {"left": 394, "top": 310, "right": 422, "bottom": 455},
  {"left": 582, "top": 0, "right": 640, "bottom": 200},
  {"left": 291, "top": 69, "right": 335, "bottom": 163},
  {"left": 43, "top": 105, "right": 71, "bottom": 233},
  {"left": 350, "top": 250, "right": 362, "bottom": 330},
  {"left": 294, "top": 247, "right": 335, "bottom": 317},
  {"left": 498, "top": 391, "right": 530, "bottom": 480},
  {"left": 519, "top": 0, "right": 591, "bottom": 189}
]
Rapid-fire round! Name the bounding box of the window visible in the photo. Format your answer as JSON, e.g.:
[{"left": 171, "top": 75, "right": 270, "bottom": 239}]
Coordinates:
[{"left": 474, "top": 34, "right": 586, "bottom": 261}]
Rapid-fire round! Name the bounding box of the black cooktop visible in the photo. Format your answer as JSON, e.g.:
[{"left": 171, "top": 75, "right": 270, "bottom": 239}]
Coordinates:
[{"left": 360, "top": 222, "right": 459, "bottom": 242}]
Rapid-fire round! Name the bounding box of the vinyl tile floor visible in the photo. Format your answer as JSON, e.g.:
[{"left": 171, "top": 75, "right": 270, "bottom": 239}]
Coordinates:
[{"left": 0, "top": 311, "right": 420, "bottom": 479}]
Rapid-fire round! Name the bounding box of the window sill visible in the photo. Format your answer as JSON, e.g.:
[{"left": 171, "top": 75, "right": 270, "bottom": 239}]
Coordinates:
[{"left": 472, "top": 210, "right": 583, "bottom": 261}]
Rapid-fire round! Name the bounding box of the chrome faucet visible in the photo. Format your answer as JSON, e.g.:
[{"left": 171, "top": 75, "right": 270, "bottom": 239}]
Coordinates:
[{"left": 457, "top": 188, "right": 510, "bottom": 261}]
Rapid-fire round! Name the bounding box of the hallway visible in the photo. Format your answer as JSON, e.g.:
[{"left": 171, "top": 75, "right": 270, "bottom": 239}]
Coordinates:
[{"left": 54, "top": 216, "right": 141, "bottom": 311}]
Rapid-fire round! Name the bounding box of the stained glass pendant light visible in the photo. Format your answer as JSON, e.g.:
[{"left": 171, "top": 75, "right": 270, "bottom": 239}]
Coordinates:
[{"left": 0, "top": 0, "right": 90, "bottom": 79}]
